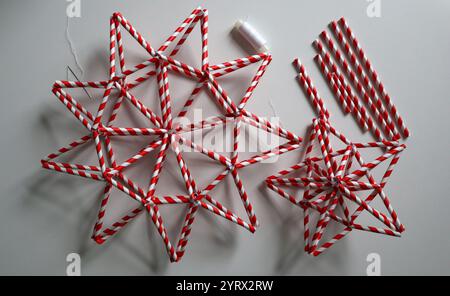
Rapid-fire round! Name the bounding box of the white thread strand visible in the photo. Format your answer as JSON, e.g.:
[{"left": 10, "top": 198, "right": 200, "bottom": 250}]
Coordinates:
[{"left": 65, "top": 16, "right": 84, "bottom": 77}]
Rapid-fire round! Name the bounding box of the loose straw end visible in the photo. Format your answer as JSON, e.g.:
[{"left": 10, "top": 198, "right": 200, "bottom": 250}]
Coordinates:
[
  {"left": 292, "top": 58, "right": 299, "bottom": 71},
  {"left": 93, "top": 236, "right": 106, "bottom": 245}
]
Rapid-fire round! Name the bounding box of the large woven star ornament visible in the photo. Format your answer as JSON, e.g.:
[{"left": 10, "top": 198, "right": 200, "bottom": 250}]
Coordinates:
[{"left": 41, "top": 7, "right": 302, "bottom": 262}]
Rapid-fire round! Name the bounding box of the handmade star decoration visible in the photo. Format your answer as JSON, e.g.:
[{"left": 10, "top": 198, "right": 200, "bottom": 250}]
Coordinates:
[
  {"left": 41, "top": 7, "right": 302, "bottom": 262},
  {"left": 266, "top": 16, "right": 409, "bottom": 256},
  {"left": 266, "top": 117, "right": 406, "bottom": 255}
]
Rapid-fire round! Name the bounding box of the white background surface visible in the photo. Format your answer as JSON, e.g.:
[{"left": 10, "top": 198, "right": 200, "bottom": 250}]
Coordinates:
[{"left": 1, "top": 0, "right": 450, "bottom": 275}]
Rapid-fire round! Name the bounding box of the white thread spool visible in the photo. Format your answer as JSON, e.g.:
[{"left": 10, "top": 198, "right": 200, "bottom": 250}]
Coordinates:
[{"left": 234, "top": 20, "right": 269, "bottom": 52}]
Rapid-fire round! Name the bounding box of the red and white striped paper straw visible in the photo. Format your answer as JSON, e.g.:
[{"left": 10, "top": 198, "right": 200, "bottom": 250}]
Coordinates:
[{"left": 339, "top": 17, "right": 410, "bottom": 138}]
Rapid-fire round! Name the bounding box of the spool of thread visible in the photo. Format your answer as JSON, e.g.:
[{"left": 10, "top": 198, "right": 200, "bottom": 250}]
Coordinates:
[{"left": 234, "top": 20, "right": 269, "bottom": 53}]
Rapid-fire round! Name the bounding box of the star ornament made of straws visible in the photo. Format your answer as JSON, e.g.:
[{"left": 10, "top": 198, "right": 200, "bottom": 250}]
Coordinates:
[
  {"left": 41, "top": 7, "right": 302, "bottom": 262},
  {"left": 266, "top": 118, "right": 406, "bottom": 256}
]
